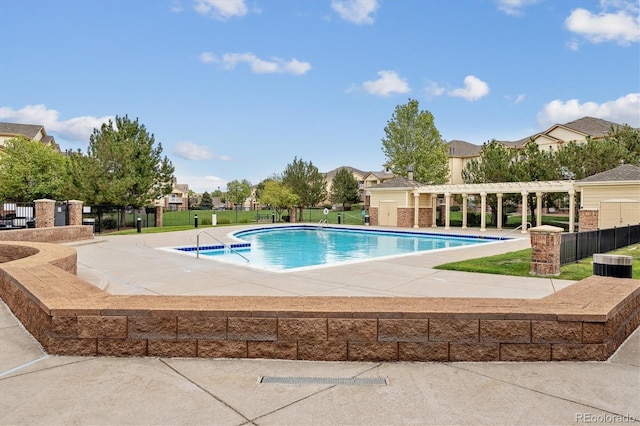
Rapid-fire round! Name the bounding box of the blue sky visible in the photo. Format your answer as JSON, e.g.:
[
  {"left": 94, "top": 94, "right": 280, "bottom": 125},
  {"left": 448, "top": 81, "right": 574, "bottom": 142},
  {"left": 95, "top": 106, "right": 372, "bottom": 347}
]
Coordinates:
[{"left": 1, "top": 0, "right": 639, "bottom": 193}]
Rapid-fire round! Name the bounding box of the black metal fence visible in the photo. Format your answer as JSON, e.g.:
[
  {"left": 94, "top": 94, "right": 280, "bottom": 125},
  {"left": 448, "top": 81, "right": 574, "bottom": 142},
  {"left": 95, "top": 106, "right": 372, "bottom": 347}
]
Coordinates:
[{"left": 560, "top": 224, "right": 640, "bottom": 265}]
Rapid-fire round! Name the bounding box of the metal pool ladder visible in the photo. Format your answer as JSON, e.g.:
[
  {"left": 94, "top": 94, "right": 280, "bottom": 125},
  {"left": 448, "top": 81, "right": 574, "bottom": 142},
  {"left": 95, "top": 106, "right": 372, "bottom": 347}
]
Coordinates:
[{"left": 196, "top": 230, "right": 250, "bottom": 262}]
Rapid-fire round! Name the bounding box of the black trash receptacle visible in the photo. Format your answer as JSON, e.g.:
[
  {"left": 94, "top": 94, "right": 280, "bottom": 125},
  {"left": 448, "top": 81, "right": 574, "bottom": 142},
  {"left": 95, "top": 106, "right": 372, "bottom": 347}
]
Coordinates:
[
  {"left": 364, "top": 215, "right": 370, "bottom": 225},
  {"left": 82, "top": 218, "right": 96, "bottom": 233},
  {"left": 593, "top": 254, "right": 633, "bottom": 278}
]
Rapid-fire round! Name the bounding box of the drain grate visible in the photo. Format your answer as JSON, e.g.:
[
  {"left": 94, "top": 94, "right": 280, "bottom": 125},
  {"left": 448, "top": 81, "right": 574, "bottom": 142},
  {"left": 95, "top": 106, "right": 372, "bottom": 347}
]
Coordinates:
[{"left": 260, "top": 376, "right": 387, "bottom": 385}]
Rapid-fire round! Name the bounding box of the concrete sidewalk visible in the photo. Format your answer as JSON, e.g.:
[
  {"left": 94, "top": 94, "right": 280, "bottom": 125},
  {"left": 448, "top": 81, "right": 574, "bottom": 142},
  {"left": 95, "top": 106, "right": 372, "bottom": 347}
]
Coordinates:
[{"left": 1, "top": 299, "right": 638, "bottom": 425}]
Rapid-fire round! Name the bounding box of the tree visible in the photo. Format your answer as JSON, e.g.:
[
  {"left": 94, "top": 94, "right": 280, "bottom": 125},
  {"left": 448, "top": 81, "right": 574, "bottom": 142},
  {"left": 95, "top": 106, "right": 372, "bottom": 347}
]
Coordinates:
[
  {"left": 74, "top": 115, "right": 174, "bottom": 211},
  {"left": 329, "top": 168, "right": 360, "bottom": 210},
  {"left": 381, "top": 98, "right": 449, "bottom": 184},
  {"left": 0, "top": 136, "right": 69, "bottom": 202},
  {"left": 200, "top": 191, "right": 213, "bottom": 210},
  {"left": 258, "top": 180, "right": 299, "bottom": 222},
  {"left": 226, "top": 179, "right": 252, "bottom": 215},
  {"left": 282, "top": 157, "right": 327, "bottom": 220},
  {"left": 555, "top": 136, "right": 633, "bottom": 181},
  {"left": 511, "top": 141, "right": 560, "bottom": 227},
  {"left": 462, "top": 140, "right": 518, "bottom": 226}
]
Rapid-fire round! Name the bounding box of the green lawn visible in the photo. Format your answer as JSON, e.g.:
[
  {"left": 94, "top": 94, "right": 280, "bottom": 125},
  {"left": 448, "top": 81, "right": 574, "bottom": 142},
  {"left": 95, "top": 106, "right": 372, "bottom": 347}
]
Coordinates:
[{"left": 435, "top": 244, "right": 640, "bottom": 280}]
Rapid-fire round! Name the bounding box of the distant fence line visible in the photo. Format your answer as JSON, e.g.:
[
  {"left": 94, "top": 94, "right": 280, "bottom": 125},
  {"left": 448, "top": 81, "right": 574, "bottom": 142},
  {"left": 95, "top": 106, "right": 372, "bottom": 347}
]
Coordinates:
[{"left": 560, "top": 224, "right": 640, "bottom": 265}]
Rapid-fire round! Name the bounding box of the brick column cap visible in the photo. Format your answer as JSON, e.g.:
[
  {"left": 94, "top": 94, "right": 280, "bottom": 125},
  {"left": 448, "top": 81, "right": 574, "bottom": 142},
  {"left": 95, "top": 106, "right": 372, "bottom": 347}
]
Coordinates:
[
  {"left": 67, "top": 200, "right": 83, "bottom": 204},
  {"left": 34, "top": 199, "right": 56, "bottom": 203},
  {"left": 530, "top": 225, "right": 563, "bottom": 233}
]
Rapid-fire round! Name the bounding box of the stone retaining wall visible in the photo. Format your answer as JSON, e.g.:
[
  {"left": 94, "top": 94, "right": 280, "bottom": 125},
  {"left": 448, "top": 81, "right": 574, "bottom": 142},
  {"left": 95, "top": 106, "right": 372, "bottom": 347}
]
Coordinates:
[
  {"left": 0, "top": 225, "right": 93, "bottom": 243},
  {"left": 1, "top": 241, "right": 638, "bottom": 362}
]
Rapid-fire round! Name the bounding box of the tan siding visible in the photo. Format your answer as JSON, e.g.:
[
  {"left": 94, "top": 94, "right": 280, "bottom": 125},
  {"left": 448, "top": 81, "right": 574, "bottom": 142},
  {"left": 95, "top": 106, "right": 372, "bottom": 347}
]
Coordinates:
[
  {"left": 369, "top": 190, "right": 412, "bottom": 208},
  {"left": 547, "top": 128, "right": 586, "bottom": 142},
  {"left": 581, "top": 184, "right": 640, "bottom": 209}
]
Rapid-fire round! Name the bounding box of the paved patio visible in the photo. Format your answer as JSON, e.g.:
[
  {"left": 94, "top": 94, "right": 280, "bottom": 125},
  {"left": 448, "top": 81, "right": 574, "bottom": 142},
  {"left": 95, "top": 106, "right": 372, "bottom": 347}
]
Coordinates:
[{"left": 72, "top": 225, "right": 576, "bottom": 298}]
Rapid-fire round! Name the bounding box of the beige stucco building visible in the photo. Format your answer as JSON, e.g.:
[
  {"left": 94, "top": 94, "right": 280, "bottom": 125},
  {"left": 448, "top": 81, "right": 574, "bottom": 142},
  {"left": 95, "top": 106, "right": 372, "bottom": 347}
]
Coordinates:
[{"left": 575, "top": 164, "right": 640, "bottom": 230}]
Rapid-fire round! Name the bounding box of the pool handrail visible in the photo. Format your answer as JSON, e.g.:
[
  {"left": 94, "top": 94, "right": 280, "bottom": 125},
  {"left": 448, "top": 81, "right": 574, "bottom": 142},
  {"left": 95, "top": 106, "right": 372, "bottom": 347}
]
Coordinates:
[
  {"left": 499, "top": 222, "right": 532, "bottom": 240},
  {"left": 196, "top": 230, "right": 250, "bottom": 262},
  {"left": 317, "top": 218, "right": 327, "bottom": 228}
]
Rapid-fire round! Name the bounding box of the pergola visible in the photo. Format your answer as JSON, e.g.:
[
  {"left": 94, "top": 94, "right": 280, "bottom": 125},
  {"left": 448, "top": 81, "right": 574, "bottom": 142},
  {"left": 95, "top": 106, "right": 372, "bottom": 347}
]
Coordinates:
[{"left": 410, "top": 181, "right": 576, "bottom": 233}]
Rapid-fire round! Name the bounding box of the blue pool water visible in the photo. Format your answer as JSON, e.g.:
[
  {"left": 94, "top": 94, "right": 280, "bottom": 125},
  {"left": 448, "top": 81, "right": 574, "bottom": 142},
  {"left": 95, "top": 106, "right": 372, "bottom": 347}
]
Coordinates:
[{"left": 173, "top": 225, "right": 501, "bottom": 272}]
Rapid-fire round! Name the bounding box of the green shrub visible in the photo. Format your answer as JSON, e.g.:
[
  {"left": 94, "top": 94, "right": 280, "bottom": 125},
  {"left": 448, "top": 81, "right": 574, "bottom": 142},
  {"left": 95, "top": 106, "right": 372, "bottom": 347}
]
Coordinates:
[{"left": 101, "top": 217, "right": 117, "bottom": 229}]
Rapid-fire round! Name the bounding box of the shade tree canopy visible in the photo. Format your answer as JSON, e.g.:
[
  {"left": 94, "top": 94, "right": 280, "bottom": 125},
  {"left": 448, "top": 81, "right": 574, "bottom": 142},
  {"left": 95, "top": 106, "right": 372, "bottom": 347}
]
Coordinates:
[
  {"left": 68, "top": 115, "right": 174, "bottom": 208},
  {"left": 0, "top": 136, "right": 69, "bottom": 202},
  {"left": 381, "top": 98, "right": 449, "bottom": 184}
]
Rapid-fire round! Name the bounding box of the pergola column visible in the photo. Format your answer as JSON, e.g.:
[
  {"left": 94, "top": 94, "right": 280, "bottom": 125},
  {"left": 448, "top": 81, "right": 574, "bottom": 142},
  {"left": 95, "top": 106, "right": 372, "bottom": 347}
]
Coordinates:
[
  {"left": 444, "top": 192, "right": 451, "bottom": 230},
  {"left": 536, "top": 192, "right": 543, "bottom": 227},
  {"left": 521, "top": 191, "right": 529, "bottom": 233},
  {"left": 461, "top": 193, "right": 468, "bottom": 229},
  {"left": 569, "top": 188, "right": 576, "bottom": 233},
  {"left": 431, "top": 194, "right": 437, "bottom": 228},
  {"left": 480, "top": 192, "right": 487, "bottom": 232},
  {"left": 497, "top": 193, "right": 503, "bottom": 230},
  {"left": 413, "top": 192, "right": 420, "bottom": 228}
]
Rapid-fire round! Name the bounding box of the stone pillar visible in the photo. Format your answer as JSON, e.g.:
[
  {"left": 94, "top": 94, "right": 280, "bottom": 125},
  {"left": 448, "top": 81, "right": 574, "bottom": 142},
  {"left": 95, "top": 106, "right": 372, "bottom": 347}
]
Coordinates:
[
  {"left": 67, "top": 200, "right": 83, "bottom": 226},
  {"left": 34, "top": 199, "right": 56, "bottom": 228},
  {"left": 497, "top": 193, "right": 503, "bottom": 230},
  {"left": 155, "top": 206, "right": 163, "bottom": 227},
  {"left": 413, "top": 192, "right": 420, "bottom": 228},
  {"left": 578, "top": 209, "right": 599, "bottom": 232},
  {"left": 529, "top": 225, "right": 563, "bottom": 276},
  {"left": 521, "top": 191, "right": 529, "bottom": 233},
  {"left": 444, "top": 192, "right": 451, "bottom": 230},
  {"left": 461, "top": 194, "right": 468, "bottom": 229},
  {"left": 480, "top": 192, "right": 487, "bottom": 232}
]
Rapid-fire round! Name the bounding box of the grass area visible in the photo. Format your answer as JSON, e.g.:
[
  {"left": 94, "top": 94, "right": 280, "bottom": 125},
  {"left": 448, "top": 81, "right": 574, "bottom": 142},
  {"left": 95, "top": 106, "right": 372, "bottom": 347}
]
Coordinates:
[
  {"left": 101, "top": 207, "right": 368, "bottom": 235},
  {"left": 435, "top": 244, "right": 640, "bottom": 281}
]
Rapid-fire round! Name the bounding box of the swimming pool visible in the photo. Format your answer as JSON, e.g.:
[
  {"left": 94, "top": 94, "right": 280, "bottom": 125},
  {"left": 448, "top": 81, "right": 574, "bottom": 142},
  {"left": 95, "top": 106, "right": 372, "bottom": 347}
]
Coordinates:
[{"left": 171, "top": 225, "right": 502, "bottom": 272}]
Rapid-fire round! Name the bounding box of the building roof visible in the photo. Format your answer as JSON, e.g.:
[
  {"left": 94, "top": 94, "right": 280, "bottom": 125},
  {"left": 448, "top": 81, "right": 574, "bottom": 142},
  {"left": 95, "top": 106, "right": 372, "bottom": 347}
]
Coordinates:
[
  {"left": 0, "top": 122, "right": 44, "bottom": 139},
  {"left": 578, "top": 164, "right": 640, "bottom": 183},
  {"left": 446, "top": 140, "right": 481, "bottom": 158},
  {"left": 370, "top": 176, "right": 417, "bottom": 189},
  {"left": 0, "top": 122, "right": 60, "bottom": 151},
  {"left": 560, "top": 116, "right": 622, "bottom": 138},
  {"left": 324, "top": 166, "right": 368, "bottom": 180}
]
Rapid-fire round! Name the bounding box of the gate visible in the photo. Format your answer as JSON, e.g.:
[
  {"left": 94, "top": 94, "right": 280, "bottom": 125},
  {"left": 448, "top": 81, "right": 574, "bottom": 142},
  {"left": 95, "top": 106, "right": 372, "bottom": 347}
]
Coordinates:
[{"left": 54, "top": 202, "right": 69, "bottom": 226}]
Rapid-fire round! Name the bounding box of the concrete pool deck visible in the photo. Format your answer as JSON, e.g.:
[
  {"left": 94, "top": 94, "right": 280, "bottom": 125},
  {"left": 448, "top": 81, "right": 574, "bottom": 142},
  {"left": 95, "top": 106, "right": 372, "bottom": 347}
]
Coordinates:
[
  {"left": 73, "top": 224, "right": 576, "bottom": 299},
  {"left": 1, "top": 224, "right": 639, "bottom": 424}
]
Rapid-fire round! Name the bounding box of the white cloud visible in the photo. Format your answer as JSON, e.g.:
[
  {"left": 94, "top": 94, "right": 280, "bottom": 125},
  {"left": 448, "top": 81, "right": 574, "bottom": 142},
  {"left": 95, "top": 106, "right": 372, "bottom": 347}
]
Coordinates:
[
  {"left": 361, "top": 71, "right": 410, "bottom": 96},
  {"left": 173, "top": 141, "right": 215, "bottom": 160},
  {"left": 565, "top": 6, "right": 640, "bottom": 45},
  {"left": 331, "top": 0, "right": 379, "bottom": 25},
  {"left": 515, "top": 94, "right": 525, "bottom": 104},
  {"left": 537, "top": 93, "right": 640, "bottom": 128},
  {"left": 179, "top": 174, "right": 227, "bottom": 193},
  {"left": 199, "top": 52, "right": 216, "bottom": 63},
  {"left": 202, "top": 52, "right": 312, "bottom": 75},
  {"left": 423, "top": 81, "right": 446, "bottom": 99},
  {"left": 0, "top": 104, "right": 112, "bottom": 143},
  {"left": 495, "top": 0, "right": 540, "bottom": 16},
  {"left": 448, "top": 75, "right": 490, "bottom": 101},
  {"left": 194, "top": 0, "right": 248, "bottom": 20}
]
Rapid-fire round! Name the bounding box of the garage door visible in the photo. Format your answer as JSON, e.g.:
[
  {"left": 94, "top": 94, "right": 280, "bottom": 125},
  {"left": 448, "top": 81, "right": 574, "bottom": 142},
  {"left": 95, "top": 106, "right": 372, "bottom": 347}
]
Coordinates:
[{"left": 600, "top": 202, "right": 640, "bottom": 229}]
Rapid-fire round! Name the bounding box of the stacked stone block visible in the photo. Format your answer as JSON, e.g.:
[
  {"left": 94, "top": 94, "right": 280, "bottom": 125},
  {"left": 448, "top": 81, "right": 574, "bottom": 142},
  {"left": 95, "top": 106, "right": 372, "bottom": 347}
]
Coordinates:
[
  {"left": 1, "top": 241, "right": 638, "bottom": 363},
  {"left": 529, "top": 225, "right": 563, "bottom": 276},
  {"left": 578, "top": 209, "right": 599, "bottom": 231}
]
